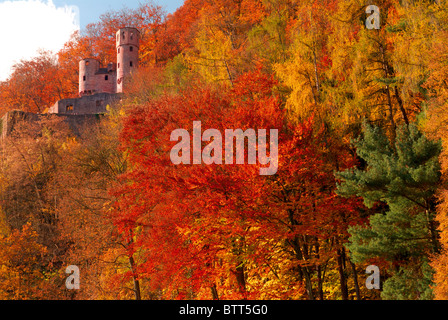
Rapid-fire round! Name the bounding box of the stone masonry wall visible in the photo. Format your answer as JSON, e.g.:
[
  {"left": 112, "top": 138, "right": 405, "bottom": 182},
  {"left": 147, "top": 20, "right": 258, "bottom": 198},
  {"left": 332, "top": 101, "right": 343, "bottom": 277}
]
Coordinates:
[
  {"left": 1, "top": 110, "right": 103, "bottom": 139},
  {"left": 48, "top": 93, "right": 122, "bottom": 115}
]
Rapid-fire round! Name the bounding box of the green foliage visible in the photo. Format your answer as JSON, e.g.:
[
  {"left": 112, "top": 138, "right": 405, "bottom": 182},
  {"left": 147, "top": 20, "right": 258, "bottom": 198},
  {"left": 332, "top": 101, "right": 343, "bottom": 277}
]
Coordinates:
[
  {"left": 337, "top": 122, "right": 441, "bottom": 209},
  {"left": 247, "top": 7, "right": 289, "bottom": 66},
  {"left": 336, "top": 121, "right": 442, "bottom": 299},
  {"left": 164, "top": 54, "right": 194, "bottom": 91},
  {"left": 381, "top": 260, "right": 434, "bottom": 300}
]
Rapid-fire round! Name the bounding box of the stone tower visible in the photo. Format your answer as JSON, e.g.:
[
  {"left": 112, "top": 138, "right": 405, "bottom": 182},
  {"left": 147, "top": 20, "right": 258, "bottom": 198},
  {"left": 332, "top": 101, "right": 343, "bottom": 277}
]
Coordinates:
[
  {"left": 116, "top": 27, "right": 140, "bottom": 93},
  {"left": 79, "top": 58, "right": 116, "bottom": 97},
  {"left": 79, "top": 58, "right": 100, "bottom": 96}
]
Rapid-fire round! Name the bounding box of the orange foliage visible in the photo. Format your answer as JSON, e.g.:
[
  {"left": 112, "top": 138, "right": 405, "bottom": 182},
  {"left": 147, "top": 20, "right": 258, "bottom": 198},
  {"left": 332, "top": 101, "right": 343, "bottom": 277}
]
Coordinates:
[{"left": 112, "top": 69, "right": 364, "bottom": 299}]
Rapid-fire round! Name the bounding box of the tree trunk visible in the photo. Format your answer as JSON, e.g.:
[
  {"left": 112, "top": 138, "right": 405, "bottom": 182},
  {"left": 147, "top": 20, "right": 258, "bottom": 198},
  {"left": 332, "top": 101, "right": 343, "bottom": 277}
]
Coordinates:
[
  {"left": 301, "top": 266, "right": 315, "bottom": 300},
  {"left": 337, "top": 248, "right": 349, "bottom": 300},
  {"left": 394, "top": 86, "right": 409, "bottom": 125},
  {"left": 426, "top": 209, "right": 441, "bottom": 254},
  {"left": 379, "top": 42, "right": 397, "bottom": 140},
  {"left": 129, "top": 255, "right": 142, "bottom": 300},
  {"left": 211, "top": 283, "right": 219, "bottom": 300},
  {"left": 312, "top": 48, "right": 321, "bottom": 104},
  {"left": 235, "top": 262, "right": 247, "bottom": 297},
  {"left": 232, "top": 236, "right": 247, "bottom": 298},
  {"left": 316, "top": 264, "right": 324, "bottom": 300},
  {"left": 314, "top": 239, "right": 324, "bottom": 300},
  {"left": 350, "top": 260, "right": 361, "bottom": 300}
]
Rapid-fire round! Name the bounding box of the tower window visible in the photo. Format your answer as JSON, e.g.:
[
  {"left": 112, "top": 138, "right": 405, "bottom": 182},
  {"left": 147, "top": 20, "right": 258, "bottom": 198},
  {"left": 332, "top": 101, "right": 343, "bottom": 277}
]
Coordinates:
[
  {"left": 123, "top": 32, "right": 125, "bottom": 40},
  {"left": 118, "top": 48, "right": 120, "bottom": 54},
  {"left": 83, "top": 75, "right": 86, "bottom": 81},
  {"left": 130, "top": 61, "right": 133, "bottom": 67},
  {"left": 130, "top": 32, "right": 134, "bottom": 40},
  {"left": 105, "top": 75, "right": 109, "bottom": 81},
  {"left": 85, "top": 61, "right": 90, "bottom": 66},
  {"left": 130, "top": 46, "right": 133, "bottom": 52},
  {"left": 118, "top": 63, "right": 120, "bottom": 69},
  {"left": 66, "top": 105, "right": 74, "bottom": 111}
]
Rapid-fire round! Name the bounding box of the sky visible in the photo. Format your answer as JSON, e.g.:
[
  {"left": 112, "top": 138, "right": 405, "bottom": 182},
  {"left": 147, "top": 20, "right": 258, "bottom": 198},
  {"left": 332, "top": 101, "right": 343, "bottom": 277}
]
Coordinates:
[{"left": 0, "top": 0, "right": 184, "bottom": 81}]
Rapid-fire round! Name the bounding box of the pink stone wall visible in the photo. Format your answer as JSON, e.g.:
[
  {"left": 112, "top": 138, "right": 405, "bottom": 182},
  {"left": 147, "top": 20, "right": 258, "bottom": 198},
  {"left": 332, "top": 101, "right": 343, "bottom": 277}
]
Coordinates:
[
  {"left": 79, "top": 59, "right": 100, "bottom": 96},
  {"left": 79, "top": 59, "right": 117, "bottom": 96}
]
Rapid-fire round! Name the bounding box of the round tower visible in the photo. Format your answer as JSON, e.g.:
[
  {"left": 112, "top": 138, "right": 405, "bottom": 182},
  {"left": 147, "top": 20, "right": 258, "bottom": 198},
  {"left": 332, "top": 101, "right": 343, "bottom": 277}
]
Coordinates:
[
  {"left": 79, "top": 58, "right": 100, "bottom": 96},
  {"left": 116, "top": 27, "right": 140, "bottom": 93}
]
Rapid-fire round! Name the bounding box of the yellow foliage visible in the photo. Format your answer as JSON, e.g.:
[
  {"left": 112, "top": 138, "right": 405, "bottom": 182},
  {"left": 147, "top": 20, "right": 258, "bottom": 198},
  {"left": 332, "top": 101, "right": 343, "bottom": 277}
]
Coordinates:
[{"left": 0, "top": 223, "right": 48, "bottom": 300}]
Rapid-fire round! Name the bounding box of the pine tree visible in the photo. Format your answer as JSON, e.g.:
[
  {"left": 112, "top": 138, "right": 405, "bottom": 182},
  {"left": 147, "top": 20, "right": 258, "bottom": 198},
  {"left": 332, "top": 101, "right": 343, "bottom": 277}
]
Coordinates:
[{"left": 336, "top": 121, "right": 441, "bottom": 300}]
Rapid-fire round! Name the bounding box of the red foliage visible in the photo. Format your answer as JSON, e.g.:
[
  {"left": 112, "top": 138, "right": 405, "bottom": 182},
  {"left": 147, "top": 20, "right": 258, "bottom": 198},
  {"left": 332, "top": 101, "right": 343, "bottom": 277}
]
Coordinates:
[{"left": 111, "top": 68, "right": 365, "bottom": 299}]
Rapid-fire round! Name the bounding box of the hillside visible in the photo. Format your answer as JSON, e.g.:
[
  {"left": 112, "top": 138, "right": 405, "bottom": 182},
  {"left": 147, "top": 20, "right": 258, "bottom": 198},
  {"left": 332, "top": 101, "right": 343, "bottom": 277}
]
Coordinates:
[{"left": 1, "top": 0, "right": 448, "bottom": 301}]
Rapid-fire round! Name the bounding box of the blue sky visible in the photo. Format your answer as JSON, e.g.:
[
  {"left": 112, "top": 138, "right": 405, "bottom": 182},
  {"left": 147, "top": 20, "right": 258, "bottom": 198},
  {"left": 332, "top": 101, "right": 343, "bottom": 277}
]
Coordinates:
[
  {"left": 52, "top": 0, "right": 184, "bottom": 29},
  {"left": 0, "top": 0, "right": 184, "bottom": 80}
]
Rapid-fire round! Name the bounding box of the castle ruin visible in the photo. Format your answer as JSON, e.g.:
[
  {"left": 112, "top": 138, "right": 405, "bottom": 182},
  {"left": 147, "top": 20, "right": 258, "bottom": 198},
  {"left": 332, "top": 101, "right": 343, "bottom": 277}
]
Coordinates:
[
  {"left": 48, "top": 27, "right": 140, "bottom": 114},
  {"left": 1, "top": 27, "right": 140, "bottom": 138}
]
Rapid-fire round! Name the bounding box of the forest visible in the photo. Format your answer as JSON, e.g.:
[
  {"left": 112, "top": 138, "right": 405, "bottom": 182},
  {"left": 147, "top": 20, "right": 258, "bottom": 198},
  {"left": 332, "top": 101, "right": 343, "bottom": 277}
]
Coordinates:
[{"left": 0, "top": 0, "right": 448, "bottom": 300}]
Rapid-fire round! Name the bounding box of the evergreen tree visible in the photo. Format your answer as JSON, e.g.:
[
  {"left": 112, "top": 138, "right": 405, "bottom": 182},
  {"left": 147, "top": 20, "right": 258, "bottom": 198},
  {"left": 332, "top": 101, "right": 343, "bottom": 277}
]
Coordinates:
[{"left": 336, "top": 121, "right": 441, "bottom": 300}]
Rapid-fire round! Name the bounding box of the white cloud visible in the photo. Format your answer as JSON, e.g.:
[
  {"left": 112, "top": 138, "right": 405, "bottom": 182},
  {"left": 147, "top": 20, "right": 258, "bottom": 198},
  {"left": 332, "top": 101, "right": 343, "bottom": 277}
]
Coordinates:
[{"left": 0, "top": 0, "right": 80, "bottom": 81}]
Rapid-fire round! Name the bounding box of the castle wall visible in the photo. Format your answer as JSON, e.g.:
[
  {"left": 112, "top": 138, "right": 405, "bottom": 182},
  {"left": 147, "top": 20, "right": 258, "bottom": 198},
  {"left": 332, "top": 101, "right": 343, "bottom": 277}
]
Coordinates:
[
  {"left": 79, "top": 59, "right": 117, "bottom": 97},
  {"left": 48, "top": 93, "right": 121, "bottom": 115},
  {"left": 1, "top": 111, "right": 40, "bottom": 139},
  {"left": 93, "top": 72, "right": 117, "bottom": 95},
  {"left": 1, "top": 111, "right": 102, "bottom": 139}
]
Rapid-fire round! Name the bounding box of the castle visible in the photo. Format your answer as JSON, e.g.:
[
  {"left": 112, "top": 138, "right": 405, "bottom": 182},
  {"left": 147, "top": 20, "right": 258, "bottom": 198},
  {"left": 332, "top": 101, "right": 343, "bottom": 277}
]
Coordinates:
[
  {"left": 1, "top": 27, "right": 140, "bottom": 139},
  {"left": 48, "top": 27, "right": 140, "bottom": 114}
]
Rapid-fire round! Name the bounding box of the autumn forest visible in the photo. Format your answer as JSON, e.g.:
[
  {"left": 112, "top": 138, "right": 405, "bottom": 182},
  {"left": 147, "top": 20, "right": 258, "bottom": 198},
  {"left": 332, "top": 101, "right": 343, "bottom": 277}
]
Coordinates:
[{"left": 1, "top": 0, "right": 448, "bottom": 301}]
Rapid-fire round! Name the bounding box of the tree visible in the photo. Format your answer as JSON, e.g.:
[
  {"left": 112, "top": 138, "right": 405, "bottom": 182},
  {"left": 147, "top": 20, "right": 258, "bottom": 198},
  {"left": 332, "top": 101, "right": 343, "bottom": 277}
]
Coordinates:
[
  {"left": 246, "top": 0, "right": 294, "bottom": 69},
  {"left": 183, "top": 0, "right": 267, "bottom": 85},
  {"left": 419, "top": 0, "right": 448, "bottom": 300},
  {"left": 274, "top": 0, "right": 335, "bottom": 121},
  {"left": 336, "top": 121, "right": 442, "bottom": 300},
  {"left": 76, "top": 2, "right": 166, "bottom": 68},
  {"left": 0, "top": 223, "right": 50, "bottom": 299},
  {"left": 113, "top": 68, "right": 366, "bottom": 300},
  {"left": 0, "top": 51, "right": 73, "bottom": 114}
]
